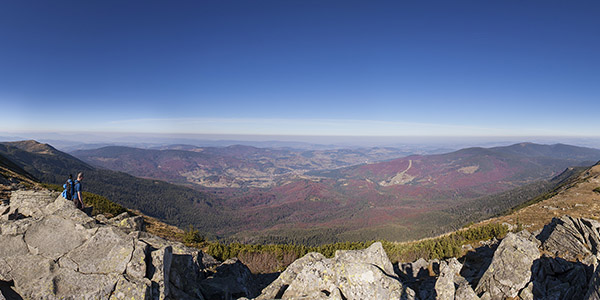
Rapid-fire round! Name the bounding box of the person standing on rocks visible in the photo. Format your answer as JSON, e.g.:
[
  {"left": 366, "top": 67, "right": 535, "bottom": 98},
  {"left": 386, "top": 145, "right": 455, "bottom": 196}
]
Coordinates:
[{"left": 73, "top": 172, "right": 85, "bottom": 210}]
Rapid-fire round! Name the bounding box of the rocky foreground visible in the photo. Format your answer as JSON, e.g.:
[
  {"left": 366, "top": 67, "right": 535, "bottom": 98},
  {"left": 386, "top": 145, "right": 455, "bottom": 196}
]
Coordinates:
[
  {"left": 0, "top": 190, "right": 256, "bottom": 300},
  {"left": 2, "top": 189, "right": 600, "bottom": 299}
]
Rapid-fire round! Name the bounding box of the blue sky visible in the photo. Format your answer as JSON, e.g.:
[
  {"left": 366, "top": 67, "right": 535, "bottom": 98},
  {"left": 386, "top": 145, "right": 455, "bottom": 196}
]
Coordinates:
[{"left": 1, "top": 0, "right": 599, "bottom": 138}]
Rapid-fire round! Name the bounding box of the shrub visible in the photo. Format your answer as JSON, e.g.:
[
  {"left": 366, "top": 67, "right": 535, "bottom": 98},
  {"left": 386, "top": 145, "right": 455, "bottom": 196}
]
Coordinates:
[
  {"left": 183, "top": 225, "right": 205, "bottom": 246},
  {"left": 594, "top": 187, "right": 600, "bottom": 194}
]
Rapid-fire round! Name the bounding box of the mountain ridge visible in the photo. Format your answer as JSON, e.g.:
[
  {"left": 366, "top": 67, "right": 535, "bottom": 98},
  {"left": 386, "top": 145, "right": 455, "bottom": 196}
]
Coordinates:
[{"left": 3, "top": 140, "right": 600, "bottom": 245}]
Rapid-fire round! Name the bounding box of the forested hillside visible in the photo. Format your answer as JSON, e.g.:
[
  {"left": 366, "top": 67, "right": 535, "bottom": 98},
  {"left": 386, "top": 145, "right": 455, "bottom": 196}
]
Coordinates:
[{"left": 0, "top": 141, "right": 229, "bottom": 236}]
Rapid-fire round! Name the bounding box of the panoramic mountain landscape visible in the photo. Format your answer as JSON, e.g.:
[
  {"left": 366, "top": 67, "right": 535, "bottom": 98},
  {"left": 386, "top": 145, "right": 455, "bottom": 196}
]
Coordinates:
[
  {"left": 3, "top": 140, "right": 600, "bottom": 299},
  {"left": 2, "top": 139, "right": 600, "bottom": 245},
  {"left": 2, "top": 1, "right": 599, "bottom": 299}
]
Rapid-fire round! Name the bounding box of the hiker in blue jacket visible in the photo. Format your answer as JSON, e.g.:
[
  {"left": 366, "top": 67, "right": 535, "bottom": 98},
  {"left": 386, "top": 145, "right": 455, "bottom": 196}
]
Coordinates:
[{"left": 73, "top": 172, "right": 84, "bottom": 209}]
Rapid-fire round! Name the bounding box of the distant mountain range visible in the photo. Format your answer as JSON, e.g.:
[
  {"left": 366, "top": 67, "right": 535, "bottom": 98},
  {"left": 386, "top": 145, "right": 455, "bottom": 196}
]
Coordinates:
[
  {"left": 212, "top": 142, "right": 600, "bottom": 243},
  {"left": 2, "top": 140, "right": 600, "bottom": 245},
  {"left": 72, "top": 145, "right": 412, "bottom": 188}
]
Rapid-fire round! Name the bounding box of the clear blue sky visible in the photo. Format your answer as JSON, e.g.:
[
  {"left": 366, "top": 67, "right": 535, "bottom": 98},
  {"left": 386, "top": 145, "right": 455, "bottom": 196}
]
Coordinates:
[{"left": 1, "top": 0, "right": 599, "bottom": 137}]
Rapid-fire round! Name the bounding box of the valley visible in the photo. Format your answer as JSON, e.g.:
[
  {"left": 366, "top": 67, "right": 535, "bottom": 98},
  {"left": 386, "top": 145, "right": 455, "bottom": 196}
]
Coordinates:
[
  {"left": 72, "top": 145, "right": 411, "bottom": 188},
  {"left": 2, "top": 140, "right": 600, "bottom": 245}
]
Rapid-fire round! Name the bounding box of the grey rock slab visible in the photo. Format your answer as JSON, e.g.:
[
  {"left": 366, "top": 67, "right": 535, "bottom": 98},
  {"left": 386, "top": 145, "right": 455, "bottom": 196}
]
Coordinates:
[
  {"left": 33, "top": 269, "right": 119, "bottom": 300},
  {"left": 519, "top": 282, "right": 534, "bottom": 300},
  {"left": 66, "top": 226, "right": 134, "bottom": 275},
  {"left": 334, "top": 260, "right": 406, "bottom": 300},
  {"left": 24, "top": 215, "right": 87, "bottom": 260},
  {"left": 45, "top": 196, "right": 97, "bottom": 229},
  {"left": 0, "top": 258, "right": 12, "bottom": 282},
  {"left": 434, "top": 258, "right": 462, "bottom": 300},
  {"left": 530, "top": 255, "right": 591, "bottom": 299},
  {"left": 108, "top": 212, "right": 144, "bottom": 233},
  {"left": 256, "top": 252, "right": 327, "bottom": 300},
  {"left": 200, "top": 250, "right": 220, "bottom": 269},
  {"left": 170, "top": 250, "right": 205, "bottom": 299},
  {"left": 455, "top": 280, "right": 479, "bottom": 300},
  {"left": 136, "top": 231, "right": 173, "bottom": 249},
  {"left": 150, "top": 245, "right": 173, "bottom": 300},
  {"left": 136, "top": 231, "right": 210, "bottom": 263},
  {"left": 334, "top": 242, "right": 395, "bottom": 276},
  {"left": 126, "top": 240, "right": 149, "bottom": 280},
  {"left": 538, "top": 216, "right": 600, "bottom": 261},
  {"left": 0, "top": 218, "right": 34, "bottom": 235},
  {"left": 585, "top": 264, "right": 600, "bottom": 300},
  {"left": 95, "top": 214, "right": 109, "bottom": 224},
  {"left": 8, "top": 190, "right": 56, "bottom": 219},
  {"left": 0, "top": 235, "right": 28, "bottom": 257},
  {"left": 110, "top": 212, "right": 130, "bottom": 222},
  {"left": 201, "top": 258, "right": 258, "bottom": 300},
  {"left": 2, "top": 254, "right": 56, "bottom": 297},
  {"left": 110, "top": 276, "right": 152, "bottom": 300},
  {"left": 278, "top": 256, "right": 337, "bottom": 299},
  {"left": 475, "top": 231, "right": 540, "bottom": 299},
  {"left": 57, "top": 256, "right": 79, "bottom": 271}
]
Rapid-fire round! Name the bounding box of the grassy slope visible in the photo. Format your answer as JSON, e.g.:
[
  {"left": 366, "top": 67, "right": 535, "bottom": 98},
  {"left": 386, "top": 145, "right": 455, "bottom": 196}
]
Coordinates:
[{"left": 475, "top": 161, "right": 600, "bottom": 233}]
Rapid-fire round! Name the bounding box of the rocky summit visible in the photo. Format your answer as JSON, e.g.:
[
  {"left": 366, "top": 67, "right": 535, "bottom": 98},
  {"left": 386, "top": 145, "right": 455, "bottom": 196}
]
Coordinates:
[
  {"left": 4, "top": 188, "right": 600, "bottom": 299},
  {"left": 0, "top": 189, "right": 251, "bottom": 300}
]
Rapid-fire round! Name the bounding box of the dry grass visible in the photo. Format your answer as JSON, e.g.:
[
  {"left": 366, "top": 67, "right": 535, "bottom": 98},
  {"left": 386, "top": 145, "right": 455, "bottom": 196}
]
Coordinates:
[
  {"left": 135, "top": 210, "right": 185, "bottom": 242},
  {"left": 476, "top": 164, "right": 600, "bottom": 233}
]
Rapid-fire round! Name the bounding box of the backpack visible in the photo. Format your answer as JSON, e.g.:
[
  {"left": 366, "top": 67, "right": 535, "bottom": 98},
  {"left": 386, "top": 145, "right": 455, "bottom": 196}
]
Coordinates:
[{"left": 62, "top": 178, "right": 74, "bottom": 200}]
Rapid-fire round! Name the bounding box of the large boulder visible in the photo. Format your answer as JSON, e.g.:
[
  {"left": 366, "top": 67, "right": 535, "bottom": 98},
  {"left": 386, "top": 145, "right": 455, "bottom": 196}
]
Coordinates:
[
  {"left": 475, "top": 231, "right": 541, "bottom": 299},
  {"left": 256, "top": 242, "right": 415, "bottom": 300},
  {"left": 455, "top": 279, "right": 479, "bottom": 300},
  {"left": 434, "top": 258, "right": 462, "bottom": 300},
  {"left": 127, "top": 240, "right": 150, "bottom": 279},
  {"left": 530, "top": 255, "right": 593, "bottom": 300},
  {"left": 106, "top": 212, "right": 145, "bottom": 233},
  {"left": 585, "top": 265, "right": 600, "bottom": 300},
  {"left": 256, "top": 252, "right": 327, "bottom": 300},
  {"left": 110, "top": 276, "right": 152, "bottom": 300},
  {"left": 150, "top": 246, "right": 173, "bottom": 299},
  {"left": 135, "top": 231, "right": 215, "bottom": 299},
  {"left": 537, "top": 216, "right": 600, "bottom": 261},
  {"left": 170, "top": 250, "right": 206, "bottom": 299},
  {"left": 201, "top": 258, "right": 258, "bottom": 300}
]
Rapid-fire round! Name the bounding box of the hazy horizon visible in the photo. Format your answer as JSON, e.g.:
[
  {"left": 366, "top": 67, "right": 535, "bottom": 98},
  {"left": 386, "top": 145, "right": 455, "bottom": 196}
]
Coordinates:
[{"left": 3, "top": 130, "right": 600, "bottom": 152}]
